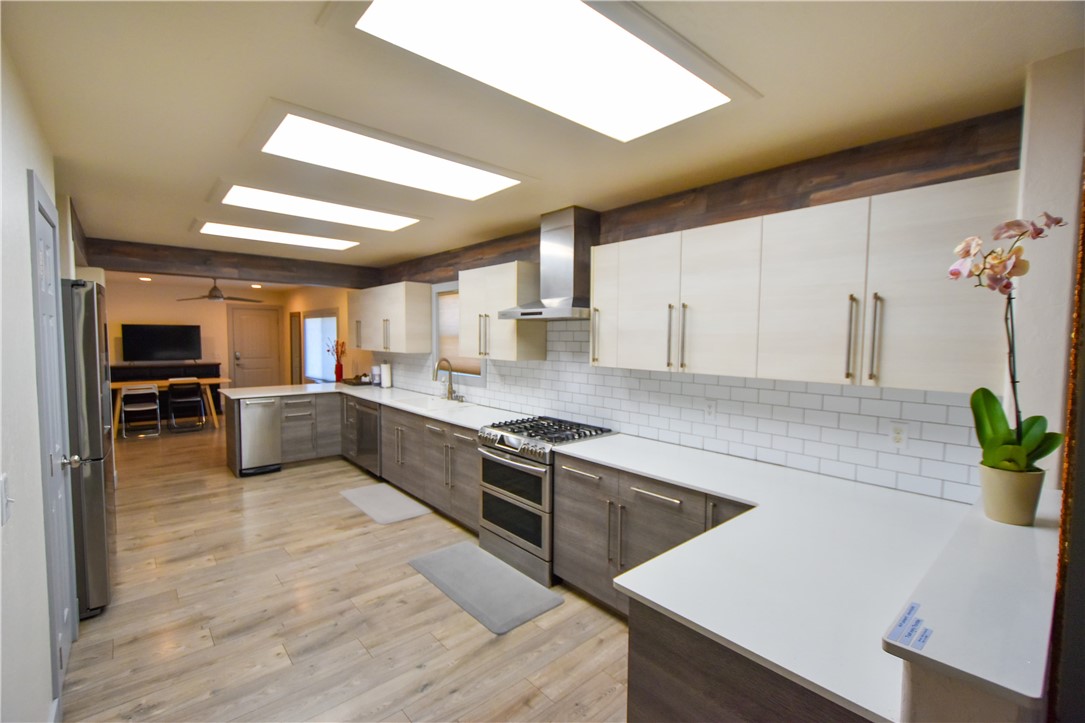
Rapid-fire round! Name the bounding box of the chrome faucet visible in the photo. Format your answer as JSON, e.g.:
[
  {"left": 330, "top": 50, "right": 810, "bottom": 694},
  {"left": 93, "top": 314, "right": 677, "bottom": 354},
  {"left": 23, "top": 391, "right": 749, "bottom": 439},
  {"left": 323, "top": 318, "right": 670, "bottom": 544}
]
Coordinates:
[{"left": 432, "top": 357, "right": 456, "bottom": 400}]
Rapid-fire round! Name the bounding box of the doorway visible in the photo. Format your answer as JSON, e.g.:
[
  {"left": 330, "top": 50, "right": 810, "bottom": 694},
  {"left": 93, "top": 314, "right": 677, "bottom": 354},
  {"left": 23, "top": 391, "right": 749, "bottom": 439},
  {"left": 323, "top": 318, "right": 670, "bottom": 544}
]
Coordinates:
[
  {"left": 27, "top": 170, "right": 76, "bottom": 705},
  {"left": 227, "top": 305, "right": 282, "bottom": 388}
]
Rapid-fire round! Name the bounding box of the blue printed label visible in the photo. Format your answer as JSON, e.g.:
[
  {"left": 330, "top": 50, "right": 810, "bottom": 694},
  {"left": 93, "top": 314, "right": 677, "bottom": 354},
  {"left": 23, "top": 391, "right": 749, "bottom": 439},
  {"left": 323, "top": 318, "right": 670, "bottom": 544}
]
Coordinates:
[
  {"left": 888, "top": 602, "right": 920, "bottom": 642},
  {"left": 912, "top": 628, "right": 933, "bottom": 650},
  {"left": 900, "top": 617, "right": 924, "bottom": 646}
]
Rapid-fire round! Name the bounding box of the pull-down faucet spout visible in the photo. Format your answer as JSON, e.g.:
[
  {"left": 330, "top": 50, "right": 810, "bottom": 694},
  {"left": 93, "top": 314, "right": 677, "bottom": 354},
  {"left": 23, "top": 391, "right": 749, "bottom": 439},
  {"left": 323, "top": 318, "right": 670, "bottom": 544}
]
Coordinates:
[{"left": 432, "top": 358, "right": 455, "bottom": 400}]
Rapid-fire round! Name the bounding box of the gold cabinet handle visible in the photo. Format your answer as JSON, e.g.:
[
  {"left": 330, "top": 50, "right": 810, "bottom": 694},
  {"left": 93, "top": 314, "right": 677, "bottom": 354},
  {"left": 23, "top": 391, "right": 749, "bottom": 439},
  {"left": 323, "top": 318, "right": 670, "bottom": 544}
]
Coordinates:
[
  {"left": 845, "top": 294, "right": 858, "bottom": 380},
  {"left": 679, "top": 302, "right": 688, "bottom": 370},
  {"left": 560, "top": 465, "right": 600, "bottom": 480},
  {"left": 868, "top": 292, "right": 882, "bottom": 381},
  {"left": 665, "top": 304, "right": 675, "bottom": 368},
  {"left": 605, "top": 499, "right": 614, "bottom": 562},
  {"left": 630, "top": 486, "right": 682, "bottom": 506}
]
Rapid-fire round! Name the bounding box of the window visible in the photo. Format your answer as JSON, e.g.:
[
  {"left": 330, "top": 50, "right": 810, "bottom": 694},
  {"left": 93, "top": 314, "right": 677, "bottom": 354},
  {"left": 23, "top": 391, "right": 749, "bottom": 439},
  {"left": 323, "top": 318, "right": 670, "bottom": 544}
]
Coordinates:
[
  {"left": 436, "top": 288, "right": 481, "bottom": 376},
  {"left": 303, "top": 309, "right": 338, "bottom": 382}
]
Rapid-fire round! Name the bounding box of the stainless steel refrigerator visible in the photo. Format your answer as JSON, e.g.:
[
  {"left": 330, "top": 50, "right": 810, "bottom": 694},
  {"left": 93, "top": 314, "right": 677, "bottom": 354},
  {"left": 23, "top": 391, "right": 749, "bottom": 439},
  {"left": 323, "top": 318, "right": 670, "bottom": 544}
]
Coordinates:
[{"left": 61, "top": 279, "right": 115, "bottom": 619}]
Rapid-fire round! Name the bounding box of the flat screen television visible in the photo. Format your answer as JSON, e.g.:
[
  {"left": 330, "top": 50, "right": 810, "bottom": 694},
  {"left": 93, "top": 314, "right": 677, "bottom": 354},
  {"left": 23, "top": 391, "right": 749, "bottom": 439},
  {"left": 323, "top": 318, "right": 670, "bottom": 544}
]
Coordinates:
[{"left": 121, "top": 324, "right": 202, "bottom": 362}]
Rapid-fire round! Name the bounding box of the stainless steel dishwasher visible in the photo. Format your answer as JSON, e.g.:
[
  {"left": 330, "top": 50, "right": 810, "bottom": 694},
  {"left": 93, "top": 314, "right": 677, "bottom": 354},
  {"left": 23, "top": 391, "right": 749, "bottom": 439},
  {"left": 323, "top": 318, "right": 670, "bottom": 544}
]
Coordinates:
[
  {"left": 239, "top": 397, "right": 282, "bottom": 475},
  {"left": 356, "top": 399, "right": 381, "bottom": 477}
]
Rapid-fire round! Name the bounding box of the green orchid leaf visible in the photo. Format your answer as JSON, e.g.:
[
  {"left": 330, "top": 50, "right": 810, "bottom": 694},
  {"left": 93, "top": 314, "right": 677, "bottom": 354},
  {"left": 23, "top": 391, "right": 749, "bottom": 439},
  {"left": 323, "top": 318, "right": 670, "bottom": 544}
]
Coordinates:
[
  {"left": 1027, "top": 432, "right": 1065, "bottom": 466},
  {"left": 1020, "top": 416, "right": 1047, "bottom": 453},
  {"left": 971, "top": 388, "right": 1010, "bottom": 449},
  {"left": 983, "top": 444, "right": 1027, "bottom": 471}
]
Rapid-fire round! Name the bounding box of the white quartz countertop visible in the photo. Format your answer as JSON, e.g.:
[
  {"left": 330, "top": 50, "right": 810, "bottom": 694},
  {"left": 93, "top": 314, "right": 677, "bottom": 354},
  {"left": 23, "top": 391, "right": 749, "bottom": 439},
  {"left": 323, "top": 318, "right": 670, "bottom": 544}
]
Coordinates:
[
  {"left": 219, "top": 383, "right": 511, "bottom": 430},
  {"left": 881, "top": 487, "right": 1061, "bottom": 709},
  {"left": 557, "top": 434, "right": 970, "bottom": 722}
]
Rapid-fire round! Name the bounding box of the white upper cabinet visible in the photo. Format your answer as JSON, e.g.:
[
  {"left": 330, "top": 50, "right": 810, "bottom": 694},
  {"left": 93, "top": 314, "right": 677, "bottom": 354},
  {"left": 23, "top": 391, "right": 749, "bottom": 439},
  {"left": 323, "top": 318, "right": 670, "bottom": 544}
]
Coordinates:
[
  {"left": 616, "top": 232, "right": 682, "bottom": 372},
  {"left": 758, "top": 198, "right": 871, "bottom": 385},
  {"left": 863, "top": 171, "right": 1018, "bottom": 393},
  {"left": 350, "top": 281, "right": 432, "bottom": 354},
  {"left": 590, "top": 244, "right": 620, "bottom": 368},
  {"left": 679, "top": 217, "right": 762, "bottom": 377},
  {"left": 457, "top": 261, "right": 546, "bottom": 361}
]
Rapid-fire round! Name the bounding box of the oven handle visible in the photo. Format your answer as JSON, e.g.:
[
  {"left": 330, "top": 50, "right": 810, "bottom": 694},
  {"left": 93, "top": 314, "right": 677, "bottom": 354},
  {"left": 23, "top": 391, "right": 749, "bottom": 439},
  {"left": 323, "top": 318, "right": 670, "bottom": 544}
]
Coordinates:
[{"left": 477, "top": 446, "right": 548, "bottom": 475}]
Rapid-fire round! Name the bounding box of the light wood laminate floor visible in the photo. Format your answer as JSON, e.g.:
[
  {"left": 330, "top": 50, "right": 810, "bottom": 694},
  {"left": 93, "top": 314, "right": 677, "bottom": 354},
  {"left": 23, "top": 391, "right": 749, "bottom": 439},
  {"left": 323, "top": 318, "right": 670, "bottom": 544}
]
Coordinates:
[{"left": 63, "top": 426, "right": 628, "bottom": 721}]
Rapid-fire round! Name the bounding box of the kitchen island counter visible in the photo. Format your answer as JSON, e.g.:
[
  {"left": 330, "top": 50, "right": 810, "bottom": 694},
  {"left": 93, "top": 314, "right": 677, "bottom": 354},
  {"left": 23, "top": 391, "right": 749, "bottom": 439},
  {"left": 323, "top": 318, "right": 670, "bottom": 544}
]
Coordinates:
[{"left": 558, "top": 433, "right": 969, "bottom": 721}]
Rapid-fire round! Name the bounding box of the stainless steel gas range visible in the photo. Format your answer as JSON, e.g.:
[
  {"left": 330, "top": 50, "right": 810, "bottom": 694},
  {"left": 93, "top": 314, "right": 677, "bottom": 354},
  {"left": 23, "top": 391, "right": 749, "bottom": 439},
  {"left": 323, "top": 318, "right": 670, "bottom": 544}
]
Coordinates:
[{"left": 477, "top": 416, "right": 612, "bottom": 586}]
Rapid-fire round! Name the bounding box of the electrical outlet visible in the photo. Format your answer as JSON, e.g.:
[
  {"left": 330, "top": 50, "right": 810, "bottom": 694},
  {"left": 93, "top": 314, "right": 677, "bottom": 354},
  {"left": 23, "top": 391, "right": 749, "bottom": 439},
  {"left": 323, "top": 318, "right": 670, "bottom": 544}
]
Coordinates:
[
  {"left": 889, "top": 421, "right": 909, "bottom": 449},
  {"left": 705, "top": 400, "right": 717, "bottom": 420}
]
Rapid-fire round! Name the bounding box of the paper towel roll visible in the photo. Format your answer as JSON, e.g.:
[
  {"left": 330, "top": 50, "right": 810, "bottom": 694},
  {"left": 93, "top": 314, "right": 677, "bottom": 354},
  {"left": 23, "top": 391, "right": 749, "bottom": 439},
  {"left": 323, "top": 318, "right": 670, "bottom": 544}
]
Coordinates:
[{"left": 380, "top": 362, "right": 392, "bottom": 388}]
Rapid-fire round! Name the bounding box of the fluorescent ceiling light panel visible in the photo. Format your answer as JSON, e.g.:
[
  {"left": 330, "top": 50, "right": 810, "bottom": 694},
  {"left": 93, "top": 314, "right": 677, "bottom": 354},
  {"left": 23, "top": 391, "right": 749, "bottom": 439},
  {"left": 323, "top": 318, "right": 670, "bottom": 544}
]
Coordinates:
[
  {"left": 262, "top": 114, "right": 519, "bottom": 201},
  {"left": 222, "top": 185, "right": 418, "bottom": 232},
  {"left": 356, "top": 0, "right": 730, "bottom": 142},
  {"left": 200, "top": 222, "right": 358, "bottom": 251}
]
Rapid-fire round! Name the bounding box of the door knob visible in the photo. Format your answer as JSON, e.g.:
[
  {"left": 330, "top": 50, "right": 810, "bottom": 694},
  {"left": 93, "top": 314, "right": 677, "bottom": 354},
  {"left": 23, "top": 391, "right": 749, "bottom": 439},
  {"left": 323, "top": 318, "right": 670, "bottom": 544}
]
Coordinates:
[{"left": 61, "top": 454, "right": 82, "bottom": 470}]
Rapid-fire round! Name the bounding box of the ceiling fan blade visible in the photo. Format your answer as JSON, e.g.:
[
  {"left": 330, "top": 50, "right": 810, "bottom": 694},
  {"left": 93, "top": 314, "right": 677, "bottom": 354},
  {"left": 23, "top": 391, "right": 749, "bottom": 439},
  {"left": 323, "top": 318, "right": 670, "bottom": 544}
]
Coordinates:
[
  {"left": 222, "top": 296, "right": 264, "bottom": 303},
  {"left": 176, "top": 295, "right": 211, "bottom": 301}
]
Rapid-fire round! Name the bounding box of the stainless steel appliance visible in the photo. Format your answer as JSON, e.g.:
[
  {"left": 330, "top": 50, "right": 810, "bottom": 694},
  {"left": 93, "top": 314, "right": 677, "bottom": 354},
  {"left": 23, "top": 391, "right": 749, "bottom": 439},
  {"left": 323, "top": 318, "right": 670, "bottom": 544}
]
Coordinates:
[
  {"left": 477, "top": 416, "right": 612, "bottom": 586},
  {"left": 238, "top": 397, "right": 282, "bottom": 474},
  {"left": 356, "top": 398, "right": 381, "bottom": 477},
  {"left": 61, "top": 279, "right": 116, "bottom": 619}
]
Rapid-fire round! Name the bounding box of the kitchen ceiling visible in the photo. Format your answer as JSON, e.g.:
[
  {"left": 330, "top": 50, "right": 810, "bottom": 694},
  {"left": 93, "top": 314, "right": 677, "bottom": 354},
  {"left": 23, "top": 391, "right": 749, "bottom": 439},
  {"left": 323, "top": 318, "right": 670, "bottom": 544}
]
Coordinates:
[{"left": 3, "top": 1, "right": 1082, "bottom": 269}]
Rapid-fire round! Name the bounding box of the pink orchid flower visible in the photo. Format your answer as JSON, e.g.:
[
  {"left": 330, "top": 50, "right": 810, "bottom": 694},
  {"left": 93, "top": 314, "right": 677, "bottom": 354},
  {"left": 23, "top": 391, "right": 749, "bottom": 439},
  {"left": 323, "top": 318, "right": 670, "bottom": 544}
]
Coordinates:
[
  {"left": 992, "top": 219, "right": 1030, "bottom": 240},
  {"left": 1028, "top": 221, "right": 1046, "bottom": 239},
  {"left": 947, "top": 257, "right": 973, "bottom": 279},
  {"left": 954, "top": 236, "right": 983, "bottom": 258},
  {"left": 1041, "top": 211, "right": 1066, "bottom": 228}
]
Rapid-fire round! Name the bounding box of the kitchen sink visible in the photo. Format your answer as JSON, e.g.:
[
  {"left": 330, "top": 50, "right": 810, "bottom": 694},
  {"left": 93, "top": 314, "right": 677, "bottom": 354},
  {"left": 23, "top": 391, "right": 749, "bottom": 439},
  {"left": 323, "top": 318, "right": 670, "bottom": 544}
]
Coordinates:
[{"left": 397, "top": 396, "right": 474, "bottom": 411}]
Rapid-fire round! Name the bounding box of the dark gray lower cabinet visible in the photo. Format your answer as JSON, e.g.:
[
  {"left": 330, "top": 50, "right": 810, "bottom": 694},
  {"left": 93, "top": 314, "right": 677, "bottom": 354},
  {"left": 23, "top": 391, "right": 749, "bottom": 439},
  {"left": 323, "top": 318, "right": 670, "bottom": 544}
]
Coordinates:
[
  {"left": 553, "top": 458, "right": 623, "bottom": 612},
  {"left": 447, "top": 426, "right": 480, "bottom": 532},
  {"left": 281, "top": 395, "right": 317, "bottom": 462},
  {"left": 627, "top": 601, "right": 866, "bottom": 722},
  {"left": 380, "top": 407, "right": 426, "bottom": 499},
  {"left": 315, "top": 393, "right": 341, "bottom": 458},
  {"left": 553, "top": 454, "right": 750, "bottom": 616}
]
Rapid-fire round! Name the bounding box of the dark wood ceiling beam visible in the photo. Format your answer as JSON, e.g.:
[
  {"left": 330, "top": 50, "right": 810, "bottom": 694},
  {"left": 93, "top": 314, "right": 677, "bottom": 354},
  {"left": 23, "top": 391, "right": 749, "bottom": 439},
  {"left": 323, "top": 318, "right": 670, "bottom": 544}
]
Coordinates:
[
  {"left": 380, "top": 228, "right": 539, "bottom": 286},
  {"left": 85, "top": 237, "right": 381, "bottom": 288}
]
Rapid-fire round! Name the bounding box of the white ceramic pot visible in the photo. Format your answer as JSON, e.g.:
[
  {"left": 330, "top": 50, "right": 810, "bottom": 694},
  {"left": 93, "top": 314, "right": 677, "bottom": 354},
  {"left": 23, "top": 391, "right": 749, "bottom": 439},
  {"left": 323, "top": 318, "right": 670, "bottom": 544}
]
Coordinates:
[{"left": 978, "top": 464, "right": 1045, "bottom": 526}]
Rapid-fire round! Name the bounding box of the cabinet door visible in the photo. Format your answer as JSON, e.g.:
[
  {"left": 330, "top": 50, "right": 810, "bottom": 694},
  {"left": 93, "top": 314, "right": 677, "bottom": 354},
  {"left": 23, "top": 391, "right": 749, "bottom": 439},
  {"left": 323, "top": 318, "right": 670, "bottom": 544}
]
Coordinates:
[
  {"left": 553, "top": 457, "right": 624, "bottom": 612},
  {"left": 355, "top": 286, "right": 387, "bottom": 351},
  {"left": 590, "top": 244, "right": 620, "bottom": 368},
  {"left": 486, "top": 262, "right": 546, "bottom": 361},
  {"left": 314, "top": 394, "right": 342, "bottom": 458},
  {"left": 421, "top": 420, "right": 452, "bottom": 514},
  {"left": 706, "top": 495, "right": 753, "bottom": 529},
  {"left": 618, "top": 473, "right": 705, "bottom": 573},
  {"left": 387, "top": 282, "right": 433, "bottom": 354},
  {"left": 458, "top": 266, "right": 490, "bottom": 358},
  {"left": 679, "top": 217, "right": 762, "bottom": 377},
  {"left": 341, "top": 397, "right": 360, "bottom": 465},
  {"left": 448, "top": 427, "right": 480, "bottom": 531},
  {"left": 864, "top": 172, "right": 1017, "bottom": 393},
  {"left": 617, "top": 232, "right": 682, "bottom": 372},
  {"left": 281, "top": 396, "right": 316, "bottom": 462},
  {"left": 758, "top": 199, "right": 870, "bottom": 384},
  {"left": 381, "top": 407, "right": 425, "bottom": 498}
]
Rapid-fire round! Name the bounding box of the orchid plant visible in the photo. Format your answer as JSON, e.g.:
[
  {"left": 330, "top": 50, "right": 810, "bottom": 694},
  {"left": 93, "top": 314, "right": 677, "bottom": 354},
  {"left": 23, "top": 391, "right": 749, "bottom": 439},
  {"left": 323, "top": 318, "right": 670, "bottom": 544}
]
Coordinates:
[{"left": 947, "top": 211, "right": 1066, "bottom": 472}]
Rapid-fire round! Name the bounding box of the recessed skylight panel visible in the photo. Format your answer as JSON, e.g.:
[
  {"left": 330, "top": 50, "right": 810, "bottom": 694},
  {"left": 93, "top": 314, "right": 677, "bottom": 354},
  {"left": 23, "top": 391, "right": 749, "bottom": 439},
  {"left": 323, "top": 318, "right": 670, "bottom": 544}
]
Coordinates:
[
  {"left": 262, "top": 114, "right": 519, "bottom": 201},
  {"left": 355, "top": 0, "right": 730, "bottom": 142},
  {"left": 222, "top": 185, "right": 418, "bottom": 232},
  {"left": 200, "top": 222, "right": 358, "bottom": 251}
]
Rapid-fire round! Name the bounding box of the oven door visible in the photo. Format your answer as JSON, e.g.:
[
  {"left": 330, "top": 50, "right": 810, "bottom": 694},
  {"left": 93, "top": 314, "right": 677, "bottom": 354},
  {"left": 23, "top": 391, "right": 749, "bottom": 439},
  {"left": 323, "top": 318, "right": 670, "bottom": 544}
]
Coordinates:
[
  {"left": 478, "top": 446, "right": 551, "bottom": 512},
  {"left": 479, "top": 487, "right": 550, "bottom": 560}
]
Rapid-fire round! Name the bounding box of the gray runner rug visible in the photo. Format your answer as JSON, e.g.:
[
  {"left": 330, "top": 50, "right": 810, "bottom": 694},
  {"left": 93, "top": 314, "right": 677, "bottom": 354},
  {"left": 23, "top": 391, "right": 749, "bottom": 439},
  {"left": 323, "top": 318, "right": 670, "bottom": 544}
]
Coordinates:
[
  {"left": 409, "top": 541, "right": 563, "bottom": 634},
  {"left": 341, "top": 484, "right": 430, "bottom": 524}
]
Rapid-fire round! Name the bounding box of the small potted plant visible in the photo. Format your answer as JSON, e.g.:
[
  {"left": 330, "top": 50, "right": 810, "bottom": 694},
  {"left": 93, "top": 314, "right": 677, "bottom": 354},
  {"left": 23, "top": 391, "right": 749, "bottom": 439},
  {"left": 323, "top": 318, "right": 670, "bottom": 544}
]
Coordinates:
[
  {"left": 327, "top": 338, "right": 346, "bottom": 383},
  {"left": 948, "top": 211, "right": 1066, "bottom": 525}
]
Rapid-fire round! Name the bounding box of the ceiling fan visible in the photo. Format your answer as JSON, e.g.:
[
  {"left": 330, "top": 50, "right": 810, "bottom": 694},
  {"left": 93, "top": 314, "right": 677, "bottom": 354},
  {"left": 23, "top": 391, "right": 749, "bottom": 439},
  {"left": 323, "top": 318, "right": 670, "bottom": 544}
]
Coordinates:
[{"left": 177, "top": 278, "right": 263, "bottom": 303}]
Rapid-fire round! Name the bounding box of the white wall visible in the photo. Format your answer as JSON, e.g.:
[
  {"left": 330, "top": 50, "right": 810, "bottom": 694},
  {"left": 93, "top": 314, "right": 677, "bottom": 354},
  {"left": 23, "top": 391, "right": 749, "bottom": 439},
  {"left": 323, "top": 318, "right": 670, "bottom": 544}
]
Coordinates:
[
  {"left": 284, "top": 286, "right": 373, "bottom": 380},
  {"left": 1016, "top": 47, "right": 1085, "bottom": 481},
  {"left": 1, "top": 41, "right": 61, "bottom": 722}
]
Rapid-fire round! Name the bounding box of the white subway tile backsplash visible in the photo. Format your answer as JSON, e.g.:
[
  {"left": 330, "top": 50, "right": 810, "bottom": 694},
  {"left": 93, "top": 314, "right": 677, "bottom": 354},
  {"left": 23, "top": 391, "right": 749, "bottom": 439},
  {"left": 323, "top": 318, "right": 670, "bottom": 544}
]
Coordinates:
[{"left": 389, "top": 321, "right": 979, "bottom": 503}]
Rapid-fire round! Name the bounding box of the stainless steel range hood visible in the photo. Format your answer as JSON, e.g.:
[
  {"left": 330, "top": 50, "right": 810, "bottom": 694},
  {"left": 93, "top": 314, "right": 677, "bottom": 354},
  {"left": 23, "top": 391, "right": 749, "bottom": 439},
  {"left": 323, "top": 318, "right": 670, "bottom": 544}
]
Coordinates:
[{"left": 498, "top": 206, "right": 600, "bottom": 321}]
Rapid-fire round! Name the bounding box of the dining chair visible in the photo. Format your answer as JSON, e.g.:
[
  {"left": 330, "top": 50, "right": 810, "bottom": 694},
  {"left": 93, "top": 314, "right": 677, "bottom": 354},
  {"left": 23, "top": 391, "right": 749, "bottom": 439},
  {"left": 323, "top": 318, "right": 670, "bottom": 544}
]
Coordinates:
[
  {"left": 166, "top": 377, "right": 205, "bottom": 432},
  {"left": 120, "top": 384, "right": 161, "bottom": 438}
]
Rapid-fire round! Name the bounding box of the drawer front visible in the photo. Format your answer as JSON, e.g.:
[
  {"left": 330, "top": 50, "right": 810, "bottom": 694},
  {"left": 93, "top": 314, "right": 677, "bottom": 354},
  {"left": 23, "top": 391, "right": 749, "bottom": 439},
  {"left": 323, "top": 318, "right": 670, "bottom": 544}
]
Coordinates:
[
  {"left": 281, "top": 417, "right": 316, "bottom": 462},
  {"left": 620, "top": 472, "right": 706, "bottom": 524},
  {"left": 555, "top": 455, "right": 621, "bottom": 492},
  {"left": 281, "top": 395, "right": 315, "bottom": 417}
]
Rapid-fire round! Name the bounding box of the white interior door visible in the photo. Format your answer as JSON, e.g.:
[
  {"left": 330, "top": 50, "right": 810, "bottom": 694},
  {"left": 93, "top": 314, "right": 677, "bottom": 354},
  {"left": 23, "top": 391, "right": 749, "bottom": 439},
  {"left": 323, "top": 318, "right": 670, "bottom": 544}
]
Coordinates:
[
  {"left": 28, "top": 170, "right": 75, "bottom": 700},
  {"left": 229, "top": 306, "right": 282, "bottom": 387}
]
